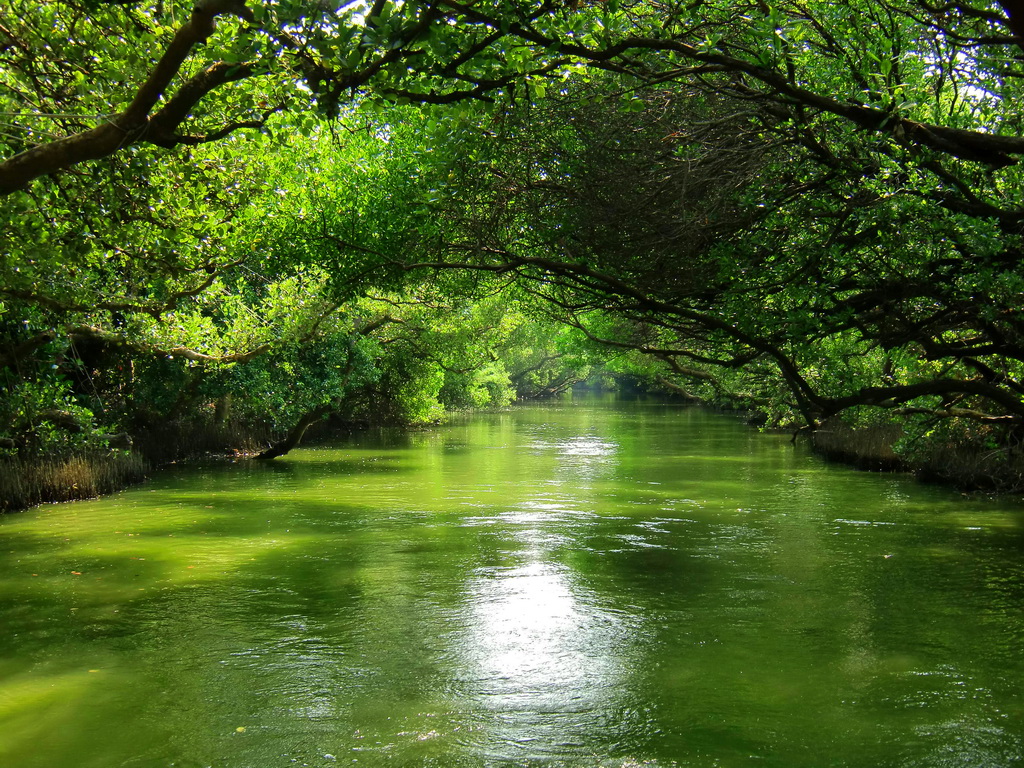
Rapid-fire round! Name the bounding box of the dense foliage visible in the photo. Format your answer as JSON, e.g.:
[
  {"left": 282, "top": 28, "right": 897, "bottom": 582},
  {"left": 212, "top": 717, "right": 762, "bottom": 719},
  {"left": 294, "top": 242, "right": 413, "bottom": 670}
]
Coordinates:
[{"left": 3, "top": 0, "right": 1024, "bottom": 494}]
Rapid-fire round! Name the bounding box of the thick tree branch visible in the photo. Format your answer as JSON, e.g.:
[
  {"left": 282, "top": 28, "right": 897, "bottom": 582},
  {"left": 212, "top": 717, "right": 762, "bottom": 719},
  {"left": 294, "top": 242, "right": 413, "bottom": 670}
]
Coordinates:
[
  {"left": 997, "top": 0, "right": 1024, "bottom": 45},
  {"left": 145, "top": 60, "right": 260, "bottom": 147},
  {"left": 67, "top": 324, "right": 269, "bottom": 364},
  {"left": 1, "top": 263, "right": 237, "bottom": 319},
  {"left": 438, "top": 0, "right": 1024, "bottom": 166},
  {"left": 0, "top": 330, "right": 56, "bottom": 371},
  {"left": 0, "top": 0, "right": 254, "bottom": 193},
  {"left": 255, "top": 401, "right": 336, "bottom": 460},
  {"left": 823, "top": 378, "right": 1024, "bottom": 417}
]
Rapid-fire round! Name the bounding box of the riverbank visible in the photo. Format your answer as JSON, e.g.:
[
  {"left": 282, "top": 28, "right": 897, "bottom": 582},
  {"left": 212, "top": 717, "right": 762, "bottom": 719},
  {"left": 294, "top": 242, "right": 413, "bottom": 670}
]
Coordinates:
[
  {"left": 5, "top": 401, "right": 1022, "bottom": 513},
  {"left": 805, "top": 416, "right": 1024, "bottom": 493},
  {"left": 0, "top": 422, "right": 261, "bottom": 513},
  {"left": 0, "top": 451, "right": 148, "bottom": 512},
  {"left": 0, "top": 417, "right": 373, "bottom": 513}
]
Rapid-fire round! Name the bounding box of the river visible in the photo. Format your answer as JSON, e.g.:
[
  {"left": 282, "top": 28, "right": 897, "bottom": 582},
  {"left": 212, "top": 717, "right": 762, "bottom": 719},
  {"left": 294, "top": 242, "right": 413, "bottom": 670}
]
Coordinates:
[{"left": 1, "top": 396, "right": 1022, "bottom": 767}]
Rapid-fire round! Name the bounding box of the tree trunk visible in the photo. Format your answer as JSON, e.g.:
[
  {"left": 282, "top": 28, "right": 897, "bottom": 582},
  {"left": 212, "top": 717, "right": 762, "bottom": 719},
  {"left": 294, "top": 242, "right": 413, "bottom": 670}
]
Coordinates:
[
  {"left": 255, "top": 403, "right": 335, "bottom": 460},
  {"left": 214, "top": 394, "right": 232, "bottom": 426}
]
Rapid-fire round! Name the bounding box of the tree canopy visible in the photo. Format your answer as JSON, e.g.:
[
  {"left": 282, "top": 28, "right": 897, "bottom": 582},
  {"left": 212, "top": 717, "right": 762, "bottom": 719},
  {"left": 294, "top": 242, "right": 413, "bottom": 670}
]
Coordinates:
[{"left": 4, "top": 0, "right": 1024, "bottom": 492}]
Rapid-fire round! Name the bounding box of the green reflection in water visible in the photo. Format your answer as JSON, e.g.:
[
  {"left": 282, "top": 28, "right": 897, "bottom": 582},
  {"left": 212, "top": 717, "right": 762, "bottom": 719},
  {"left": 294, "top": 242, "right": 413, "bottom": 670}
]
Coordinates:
[{"left": 1, "top": 396, "right": 1023, "bottom": 767}]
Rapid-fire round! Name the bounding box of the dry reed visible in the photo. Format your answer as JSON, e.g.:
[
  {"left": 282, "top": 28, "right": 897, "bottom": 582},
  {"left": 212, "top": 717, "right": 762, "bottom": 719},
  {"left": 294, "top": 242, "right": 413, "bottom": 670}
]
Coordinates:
[{"left": 0, "top": 452, "right": 148, "bottom": 512}]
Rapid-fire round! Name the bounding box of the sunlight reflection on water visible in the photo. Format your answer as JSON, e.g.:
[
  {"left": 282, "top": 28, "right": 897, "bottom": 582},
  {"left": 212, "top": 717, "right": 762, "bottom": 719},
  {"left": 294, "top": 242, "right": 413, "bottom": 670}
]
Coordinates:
[
  {"left": 457, "top": 559, "right": 640, "bottom": 761},
  {"left": 2, "top": 401, "right": 1024, "bottom": 768}
]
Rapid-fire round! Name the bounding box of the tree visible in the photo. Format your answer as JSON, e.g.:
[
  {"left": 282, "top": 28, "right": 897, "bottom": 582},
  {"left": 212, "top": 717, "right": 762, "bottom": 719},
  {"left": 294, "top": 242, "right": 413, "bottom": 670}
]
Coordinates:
[
  {"left": 0, "top": 0, "right": 579, "bottom": 194},
  {"left": 377, "top": 60, "right": 1024, "bottom": 483},
  {"left": 6, "top": 0, "right": 1024, "bottom": 490}
]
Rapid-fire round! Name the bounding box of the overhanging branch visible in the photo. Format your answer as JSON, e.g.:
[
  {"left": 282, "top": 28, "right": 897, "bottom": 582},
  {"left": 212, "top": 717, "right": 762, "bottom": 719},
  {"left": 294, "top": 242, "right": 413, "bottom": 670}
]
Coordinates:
[
  {"left": 67, "top": 324, "right": 269, "bottom": 364},
  {"left": 0, "top": 0, "right": 254, "bottom": 193}
]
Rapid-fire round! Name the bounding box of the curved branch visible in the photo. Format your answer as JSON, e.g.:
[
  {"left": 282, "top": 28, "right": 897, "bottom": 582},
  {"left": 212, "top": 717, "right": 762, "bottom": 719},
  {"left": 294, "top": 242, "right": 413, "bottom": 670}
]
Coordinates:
[
  {"left": 823, "top": 378, "right": 1024, "bottom": 417},
  {"left": 145, "top": 61, "right": 260, "bottom": 147},
  {"left": 0, "top": 330, "right": 56, "bottom": 370},
  {"left": 67, "top": 324, "right": 269, "bottom": 364},
  {"left": 997, "top": 0, "right": 1024, "bottom": 45},
  {"left": 894, "top": 405, "right": 1018, "bottom": 423},
  {"left": 0, "top": 0, "right": 255, "bottom": 193},
  {"left": 255, "top": 402, "right": 335, "bottom": 460},
  {"left": 1, "top": 262, "right": 237, "bottom": 318},
  {"left": 439, "top": 0, "right": 1024, "bottom": 166}
]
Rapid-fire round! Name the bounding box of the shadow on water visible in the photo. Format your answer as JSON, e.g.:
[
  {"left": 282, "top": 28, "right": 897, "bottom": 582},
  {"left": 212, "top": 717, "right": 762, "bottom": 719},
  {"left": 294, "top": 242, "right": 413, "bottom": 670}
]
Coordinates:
[{"left": 1, "top": 399, "right": 1024, "bottom": 767}]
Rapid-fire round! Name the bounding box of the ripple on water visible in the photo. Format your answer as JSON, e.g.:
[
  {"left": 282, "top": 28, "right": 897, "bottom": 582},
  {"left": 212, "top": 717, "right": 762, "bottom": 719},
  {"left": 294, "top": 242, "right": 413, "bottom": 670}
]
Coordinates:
[{"left": 3, "top": 402, "right": 1024, "bottom": 768}]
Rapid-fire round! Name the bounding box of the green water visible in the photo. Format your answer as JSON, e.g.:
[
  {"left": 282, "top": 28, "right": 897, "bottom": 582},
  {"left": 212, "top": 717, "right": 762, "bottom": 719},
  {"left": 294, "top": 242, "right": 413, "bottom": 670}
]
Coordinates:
[{"left": 1, "top": 398, "right": 1023, "bottom": 767}]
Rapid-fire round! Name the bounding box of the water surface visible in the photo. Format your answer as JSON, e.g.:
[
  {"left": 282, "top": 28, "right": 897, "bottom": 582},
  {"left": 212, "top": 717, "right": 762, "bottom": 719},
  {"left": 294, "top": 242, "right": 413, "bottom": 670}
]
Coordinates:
[{"left": 1, "top": 398, "right": 1023, "bottom": 766}]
